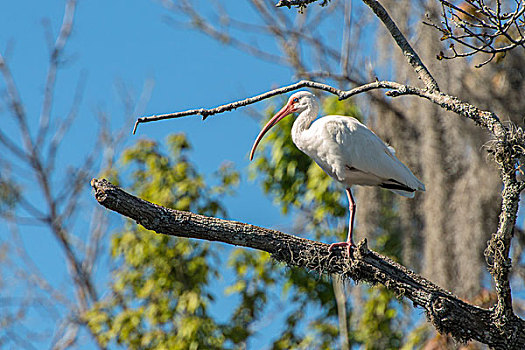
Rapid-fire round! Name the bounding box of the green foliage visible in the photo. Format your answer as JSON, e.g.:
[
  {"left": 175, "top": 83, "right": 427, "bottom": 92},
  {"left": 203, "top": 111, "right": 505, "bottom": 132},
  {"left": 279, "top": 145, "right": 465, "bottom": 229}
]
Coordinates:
[
  {"left": 375, "top": 190, "right": 403, "bottom": 260},
  {"left": 356, "top": 288, "right": 403, "bottom": 350},
  {"left": 87, "top": 134, "right": 240, "bottom": 349},
  {"left": 224, "top": 249, "right": 278, "bottom": 343},
  {"left": 270, "top": 268, "right": 341, "bottom": 349},
  {"left": 400, "top": 324, "right": 432, "bottom": 350},
  {"left": 225, "top": 249, "right": 341, "bottom": 349},
  {"left": 323, "top": 95, "right": 362, "bottom": 122},
  {"left": 120, "top": 134, "right": 237, "bottom": 215}
]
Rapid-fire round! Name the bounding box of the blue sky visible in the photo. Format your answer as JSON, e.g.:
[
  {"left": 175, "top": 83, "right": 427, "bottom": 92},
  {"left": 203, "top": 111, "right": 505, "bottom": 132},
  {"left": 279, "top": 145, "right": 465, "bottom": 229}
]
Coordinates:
[
  {"left": 4, "top": 1, "right": 525, "bottom": 349},
  {"left": 0, "top": 0, "right": 324, "bottom": 348},
  {"left": 0, "top": 1, "right": 300, "bottom": 233}
]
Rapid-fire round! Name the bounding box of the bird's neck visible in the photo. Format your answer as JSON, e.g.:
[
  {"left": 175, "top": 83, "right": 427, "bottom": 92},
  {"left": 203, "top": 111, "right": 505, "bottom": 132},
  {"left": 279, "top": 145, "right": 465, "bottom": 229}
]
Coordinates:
[{"left": 291, "top": 104, "right": 319, "bottom": 142}]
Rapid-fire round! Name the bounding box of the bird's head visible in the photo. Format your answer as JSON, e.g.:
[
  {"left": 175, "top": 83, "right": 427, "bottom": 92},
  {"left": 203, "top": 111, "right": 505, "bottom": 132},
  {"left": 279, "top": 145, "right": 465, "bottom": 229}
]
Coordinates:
[
  {"left": 287, "top": 90, "right": 317, "bottom": 114},
  {"left": 249, "top": 90, "right": 317, "bottom": 161}
]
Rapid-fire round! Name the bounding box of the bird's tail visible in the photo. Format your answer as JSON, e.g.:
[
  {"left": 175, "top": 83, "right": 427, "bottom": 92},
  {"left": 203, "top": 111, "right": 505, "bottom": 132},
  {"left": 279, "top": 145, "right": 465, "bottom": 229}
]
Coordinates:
[
  {"left": 379, "top": 178, "right": 425, "bottom": 198},
  {"left": 387, "top": 188, "right": 416, "bottom": 198}
]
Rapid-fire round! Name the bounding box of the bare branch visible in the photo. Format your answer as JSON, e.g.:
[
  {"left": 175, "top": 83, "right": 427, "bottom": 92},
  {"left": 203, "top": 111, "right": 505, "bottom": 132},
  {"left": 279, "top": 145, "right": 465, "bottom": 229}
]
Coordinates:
[
  {"left": 91, "top": 178, "right": 525, "bottom": 349},
  {"left": 427, "top": 0, "right": 525, "bottom": 64},
  {"left": 485, "top": 171, "right": 522, "bottom": 324},
  {"left": 340, "top": 0, "right": 353, "bottom": 76},
  {"left": 163, "top": 0, "right": 286, "bottom": 65},
  {"left": 0, "top": 129, "right": 29, "bottom": 162},
  {"left": 132, "top": 80, "right": 341, "bottom": 133},
  {"left": 133, "top": 79, "right": 504, "bottom": 138},
  {"left": 36, "top": 0, "right": 77, "bottom": 149},
  {"left": 0, "top": 52, "right": 33, "bottom": 153},
  {"left": 46, "top": 71, "right": 87, "bottom": 174},
  {"left": 332, "top": 275, "right": 349, "bottom": 350}
]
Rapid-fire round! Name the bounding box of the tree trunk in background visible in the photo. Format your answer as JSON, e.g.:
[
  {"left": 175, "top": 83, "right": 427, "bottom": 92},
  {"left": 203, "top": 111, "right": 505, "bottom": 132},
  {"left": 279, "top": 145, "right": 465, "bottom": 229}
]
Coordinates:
[
  {"left": 418, "top": 9, "right": 458, "bottom": 294},
  {"left": 364, "top": 0, "right": 503, "bottom": 301}
]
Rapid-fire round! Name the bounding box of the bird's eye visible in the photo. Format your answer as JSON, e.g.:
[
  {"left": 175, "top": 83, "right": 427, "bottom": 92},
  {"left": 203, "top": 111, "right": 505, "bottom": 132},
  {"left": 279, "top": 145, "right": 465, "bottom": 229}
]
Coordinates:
[{"left": 293, "top": 98, "right": 299, "bottom": 103}]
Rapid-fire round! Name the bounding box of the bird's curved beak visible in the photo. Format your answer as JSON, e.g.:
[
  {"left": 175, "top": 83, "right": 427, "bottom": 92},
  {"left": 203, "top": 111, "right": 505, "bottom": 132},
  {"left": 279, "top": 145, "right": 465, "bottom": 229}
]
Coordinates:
[{"left": 249, "top": 102, "right": 295, "bottom": 161}]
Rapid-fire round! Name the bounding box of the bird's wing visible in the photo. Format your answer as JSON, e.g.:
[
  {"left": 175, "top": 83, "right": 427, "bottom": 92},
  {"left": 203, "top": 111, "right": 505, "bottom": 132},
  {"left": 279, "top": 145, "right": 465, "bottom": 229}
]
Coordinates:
[{"left": 322, "top": 116, "right": 424, "bottom": 191}]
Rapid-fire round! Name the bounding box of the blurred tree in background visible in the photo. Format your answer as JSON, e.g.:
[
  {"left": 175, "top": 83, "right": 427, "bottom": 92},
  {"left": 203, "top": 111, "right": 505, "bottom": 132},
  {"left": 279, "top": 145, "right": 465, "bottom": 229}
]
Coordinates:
[
  {"left": 1, "top": 0, "right": 524, "bottom": 349},
  {"left": 86, "top": 135, "right": 239, "bottom": 349}
]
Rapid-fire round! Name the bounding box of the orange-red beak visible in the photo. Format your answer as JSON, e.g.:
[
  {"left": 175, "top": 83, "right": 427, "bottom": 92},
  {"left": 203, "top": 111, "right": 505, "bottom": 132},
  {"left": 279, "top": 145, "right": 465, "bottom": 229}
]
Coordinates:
[{"left": 249, "top": 101, "right": 295, "bottom": 161}]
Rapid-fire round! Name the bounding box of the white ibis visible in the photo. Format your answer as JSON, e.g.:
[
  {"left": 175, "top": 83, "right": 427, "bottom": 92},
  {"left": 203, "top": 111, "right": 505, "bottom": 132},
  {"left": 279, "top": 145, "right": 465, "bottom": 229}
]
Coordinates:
[{"left": 250, "top": 91, "right": 425, "bottom": 256}]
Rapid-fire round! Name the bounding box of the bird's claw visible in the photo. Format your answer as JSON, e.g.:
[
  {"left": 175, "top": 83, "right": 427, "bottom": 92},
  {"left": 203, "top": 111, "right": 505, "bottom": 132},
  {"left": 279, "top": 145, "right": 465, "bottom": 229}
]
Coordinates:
[{"left": 328, "top": 241, "right": 354, "bottom": 258}]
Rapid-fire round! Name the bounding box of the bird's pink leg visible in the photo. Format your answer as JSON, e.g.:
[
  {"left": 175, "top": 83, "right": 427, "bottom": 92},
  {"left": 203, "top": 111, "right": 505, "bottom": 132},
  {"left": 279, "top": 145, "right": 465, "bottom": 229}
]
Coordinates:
[{"left": 329, "top": 188, "right": 356, "bottom": 257}]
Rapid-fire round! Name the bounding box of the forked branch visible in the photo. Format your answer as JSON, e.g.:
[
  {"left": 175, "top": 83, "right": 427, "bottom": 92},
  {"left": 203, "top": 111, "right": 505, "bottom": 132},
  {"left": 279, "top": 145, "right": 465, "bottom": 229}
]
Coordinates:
[{"left": 425, "top": 0, "right": 525, "bottom": 67}]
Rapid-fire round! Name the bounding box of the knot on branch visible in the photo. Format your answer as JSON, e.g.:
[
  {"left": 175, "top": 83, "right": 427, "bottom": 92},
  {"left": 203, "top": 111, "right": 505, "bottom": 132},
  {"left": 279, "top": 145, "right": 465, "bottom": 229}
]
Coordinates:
[
  {"left": 385, "top": 86, "right": 407, "bottom": 97},
  {"left": 484, "top": 235, "right": 513, "bottom": 274},
  {"left": 426, "top": 293, "right": 448, "bottom": 332},
  {"left": 199, "top": 109, "right": 210, "bottom": 120}
]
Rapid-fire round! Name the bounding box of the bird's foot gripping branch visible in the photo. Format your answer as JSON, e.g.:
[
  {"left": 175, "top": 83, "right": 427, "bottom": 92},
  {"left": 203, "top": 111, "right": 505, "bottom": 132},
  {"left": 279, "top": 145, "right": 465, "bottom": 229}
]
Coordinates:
[{"left": 91, "top": 178, "right": 525, "bottom": 349}]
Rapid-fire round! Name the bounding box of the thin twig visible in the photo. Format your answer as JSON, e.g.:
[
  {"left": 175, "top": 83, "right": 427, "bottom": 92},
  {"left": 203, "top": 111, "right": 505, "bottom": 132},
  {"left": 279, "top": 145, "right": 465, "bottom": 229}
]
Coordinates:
[
  {"left": 132, "top": 80, "right": 341, "bottom": 133},
  {"left": 133, "top": 79, "right": 504, "bottom": 138},
  {"left": 36, "top": 0, "right": 77, "bottom": 149}
]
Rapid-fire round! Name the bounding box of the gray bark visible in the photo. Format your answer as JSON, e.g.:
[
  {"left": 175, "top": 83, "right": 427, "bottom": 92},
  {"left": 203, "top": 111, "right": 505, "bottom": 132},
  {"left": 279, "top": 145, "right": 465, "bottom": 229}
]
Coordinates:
[{"left": 91, "top": 178, "right": 525, "bottom": 350}]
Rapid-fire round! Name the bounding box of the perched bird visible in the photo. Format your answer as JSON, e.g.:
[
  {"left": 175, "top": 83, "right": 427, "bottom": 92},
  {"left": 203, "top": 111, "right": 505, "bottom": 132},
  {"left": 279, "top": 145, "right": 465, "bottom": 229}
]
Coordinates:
[{"left": 249, "top": 91, "right": 425, "bottom": 256}]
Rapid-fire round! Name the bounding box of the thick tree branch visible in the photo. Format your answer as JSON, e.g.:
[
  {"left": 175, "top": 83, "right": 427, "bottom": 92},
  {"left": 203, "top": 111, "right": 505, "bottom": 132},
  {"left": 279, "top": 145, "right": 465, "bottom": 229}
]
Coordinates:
[{"left": 91, "top": 178, "right": 525, "bottom": 349}]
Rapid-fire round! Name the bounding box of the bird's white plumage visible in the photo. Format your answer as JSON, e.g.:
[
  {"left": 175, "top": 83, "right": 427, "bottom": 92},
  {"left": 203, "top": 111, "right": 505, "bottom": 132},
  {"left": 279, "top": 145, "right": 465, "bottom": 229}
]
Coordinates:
[
  {"left": 289, "top": 92, "right": 425, "bottom": 197},
  {"left": 250, "top": 90, "right": 424, "bottom": 251}
]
